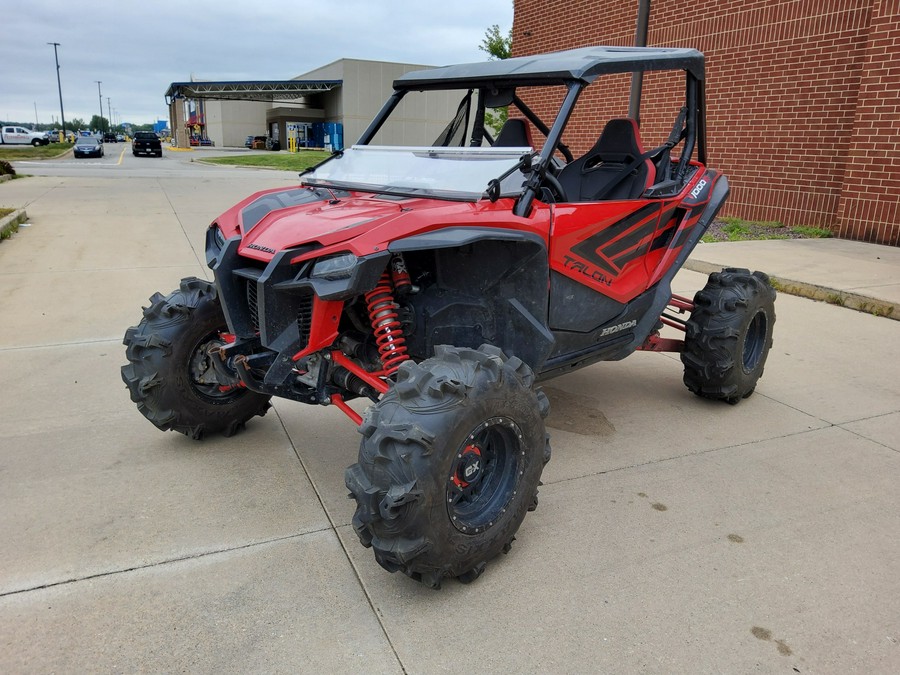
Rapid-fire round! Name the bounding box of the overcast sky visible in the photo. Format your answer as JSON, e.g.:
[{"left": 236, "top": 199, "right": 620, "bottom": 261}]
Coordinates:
[{"left": 2, "top": 0, "right": 513, "bottom": 127}]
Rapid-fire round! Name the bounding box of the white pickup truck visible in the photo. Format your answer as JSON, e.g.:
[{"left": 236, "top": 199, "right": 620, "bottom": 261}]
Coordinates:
[{"left": 1, "top": 126, "right": 50, "bottom": 147}]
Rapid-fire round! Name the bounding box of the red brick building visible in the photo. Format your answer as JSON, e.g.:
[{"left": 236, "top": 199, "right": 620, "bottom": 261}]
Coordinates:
[{"left": 512, "top": 0, "right": 900, "bottom": 246}]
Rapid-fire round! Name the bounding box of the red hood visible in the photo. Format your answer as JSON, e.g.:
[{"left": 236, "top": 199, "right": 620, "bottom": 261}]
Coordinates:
[
  {"left": 242, "top": 195, "right": 412, "bottom": 254},
  {"left": 212, "top": 187, "right": 549, "bottom": 264}
]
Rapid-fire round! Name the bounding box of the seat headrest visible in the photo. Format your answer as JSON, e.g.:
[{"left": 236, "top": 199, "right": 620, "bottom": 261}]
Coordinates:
[
  {"left": 585, "top": 118, "right": 645, "bottom": 164},
  {"left": 493, "top": 118, "right": 533, "bottom": 148}
]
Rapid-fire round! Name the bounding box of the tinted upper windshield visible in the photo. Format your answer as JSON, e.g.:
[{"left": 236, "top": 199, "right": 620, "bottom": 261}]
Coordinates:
[{"left": 302, "top": 145, "right": 531, "bottom": 201}]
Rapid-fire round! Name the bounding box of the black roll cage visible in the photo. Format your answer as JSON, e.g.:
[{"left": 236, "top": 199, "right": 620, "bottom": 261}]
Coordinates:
[{"left": 355, "top": 47, "right": 706, "bottom": 216}]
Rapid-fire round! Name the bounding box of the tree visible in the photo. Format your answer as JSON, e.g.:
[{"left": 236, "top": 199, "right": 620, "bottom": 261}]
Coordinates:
[
  {"left": 89, "top": 115, "right": 108, "bottom": 132},
  {"left": 480, "top": 24, "right": 513, "bottom": 134},
  {"left": 480, "top": 24, "right": 512, "bottom": 60}
]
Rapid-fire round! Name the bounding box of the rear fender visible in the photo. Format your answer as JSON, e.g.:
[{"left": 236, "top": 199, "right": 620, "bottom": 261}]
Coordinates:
[{"left": 647, "top": 170, "right": 728, "bottom": 288}]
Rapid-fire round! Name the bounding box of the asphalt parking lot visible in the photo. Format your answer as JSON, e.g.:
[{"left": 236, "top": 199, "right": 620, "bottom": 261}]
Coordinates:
[{"left": 1, "top": 151, "right": 898, "bottom": 673}]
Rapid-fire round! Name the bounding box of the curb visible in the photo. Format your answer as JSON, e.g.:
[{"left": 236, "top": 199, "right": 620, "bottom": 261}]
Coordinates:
[
  {"left": 0, "top": 175, "right": 12, "bottom": 184},
  {"left": 683, "top": 259, "right": 897, "bottom": 321},
  {"left": 0, "top": 208, "right": 27, "bottom": 241}
]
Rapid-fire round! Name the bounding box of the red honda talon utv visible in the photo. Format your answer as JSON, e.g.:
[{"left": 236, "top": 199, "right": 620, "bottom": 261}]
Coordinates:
[{"left": 123, "top": 46, "right": 775, "bottom": 588}]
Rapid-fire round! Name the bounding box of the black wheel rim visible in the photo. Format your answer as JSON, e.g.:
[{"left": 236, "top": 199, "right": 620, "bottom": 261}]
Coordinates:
[
  {"left": 742, "top": 310, "right": 767, "bottom": 373},
  {"left": 447, "top": 416, "right": 524, "bottom": 534},
  {"left": 188, "top": 331, "right": 244, "bottom": 403}
]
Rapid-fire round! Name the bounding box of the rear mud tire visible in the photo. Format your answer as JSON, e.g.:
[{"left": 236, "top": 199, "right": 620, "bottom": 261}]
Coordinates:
[
  {"left": 345, "top": 344, "right": 551, "bottom": 589},
  {"left": 682, "top": 268, "right": 776, "bottom": 403},
  {"left": 121, "top": 277, "right": 271, "bottom": 439}
]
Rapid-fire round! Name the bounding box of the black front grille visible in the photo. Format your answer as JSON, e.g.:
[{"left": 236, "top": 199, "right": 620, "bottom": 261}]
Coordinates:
[
  {"left": 246, "top": 280, "right": 260, "bottom": 332},
  {"left": 296, "top": 294, "right": 313, "bottom": 348}
]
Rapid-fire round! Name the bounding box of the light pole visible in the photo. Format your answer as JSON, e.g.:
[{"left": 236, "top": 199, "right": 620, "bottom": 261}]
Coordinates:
[
  {"left": 95, "top": 81, "right": 103, "bottom": 132},
  {"left": 48, "top": 42, "right": 66, "bottom": 141},
  {"left": 107, "top": 97, "right": 112, "bottom": 133}
]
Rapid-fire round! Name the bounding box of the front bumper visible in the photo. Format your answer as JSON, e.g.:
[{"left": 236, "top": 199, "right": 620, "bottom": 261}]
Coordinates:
[{"left": 205, "top": 229, "right": 389, "bottom": 401}]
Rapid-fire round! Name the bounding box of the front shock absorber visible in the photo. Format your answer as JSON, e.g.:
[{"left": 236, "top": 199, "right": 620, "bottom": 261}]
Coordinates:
[{"left": 364, "top": 259, "right": 410, "bottom": 376}]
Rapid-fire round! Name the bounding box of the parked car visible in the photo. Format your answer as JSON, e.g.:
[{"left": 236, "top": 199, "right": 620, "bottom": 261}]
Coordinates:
[
  {"left": 1, "top": 126, "right": 50, "bottom": 146},
  {"left": 244, "top": 135, "right": 254, "bottom": 148},
  {"left": 73, "top": 137, "right": 104, "bottom": 158},
  {"left": 250, "top": 136, "right": 267, "bottom": 149},
  {"left": 132, "top": 131, "right": 162, "bottom": 157}
]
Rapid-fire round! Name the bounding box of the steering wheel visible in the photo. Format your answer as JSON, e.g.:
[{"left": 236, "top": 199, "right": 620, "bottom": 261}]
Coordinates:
[{"left": 541, "top": 171, "right": 568, "bottom": 203}]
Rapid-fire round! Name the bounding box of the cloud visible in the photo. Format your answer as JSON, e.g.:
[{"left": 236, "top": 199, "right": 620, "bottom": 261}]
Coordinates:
[{"left": 2, "top": 0, "right": 512, "bottom": 125}]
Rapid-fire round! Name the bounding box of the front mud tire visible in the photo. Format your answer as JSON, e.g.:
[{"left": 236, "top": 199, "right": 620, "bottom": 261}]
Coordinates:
[
  {"left": 122, "top": 277, "right": 271, "bottom": 439},
  {"left": 682, "top": 268, "right": 776, "bottom": 403},
  {"left": 345, "top": 345, "right": 551, "bottom": 589}
]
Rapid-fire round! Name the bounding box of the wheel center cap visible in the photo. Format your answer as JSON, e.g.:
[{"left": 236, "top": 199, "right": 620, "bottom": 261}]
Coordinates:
[{"left": 455, "top": 444, "right": 484, "bottom": 486}]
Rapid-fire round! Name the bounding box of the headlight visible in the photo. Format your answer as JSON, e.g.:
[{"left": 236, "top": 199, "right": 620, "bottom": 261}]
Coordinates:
[
  {"left": 311, "top": 252, "right": 358, "bottom": 280},
  {"left": 212, "top": 224, "right": 226, "bottom": 248}
]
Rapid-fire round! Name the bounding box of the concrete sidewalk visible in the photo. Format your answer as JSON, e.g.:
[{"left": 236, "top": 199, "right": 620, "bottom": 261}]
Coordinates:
[
  {"left": 686, "top": 238, "right": 900, "bottom": 319},
  {"left": 1, "top": 173, "right": 898, "bottom": 673}
]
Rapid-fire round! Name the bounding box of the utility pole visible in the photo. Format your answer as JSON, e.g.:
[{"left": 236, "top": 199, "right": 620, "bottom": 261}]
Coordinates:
[
  {"left": 34, "top": 102, "right": 39, "bottom": 128},
  {"left": 628, "top": 0, "right": 652, "bottom": 124},
  {"left": 95, "top": 81, "right": 103, "bottom": 132},
  {"left": 48, "top": 42, "right": 66, "bottom": 141}
]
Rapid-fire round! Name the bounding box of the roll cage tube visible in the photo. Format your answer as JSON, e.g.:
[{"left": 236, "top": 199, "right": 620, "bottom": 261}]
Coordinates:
[
  {"left": 694, "top": 75, "right": 707, "bottom": 166},
  {"left": 469, "top": 93, "right": 487, "bottom": 146},
  {"left": 512, "top": 94, "right": 574, "bottom": 163},
  {"left": 357, "top": 90, "right": 407, "bottom": 145},
  {"left": 676, "top": 74, "right": 700, "bottom": 184},
  {"left": 514, "top": 81, "right": 582, "bottom": 218}
]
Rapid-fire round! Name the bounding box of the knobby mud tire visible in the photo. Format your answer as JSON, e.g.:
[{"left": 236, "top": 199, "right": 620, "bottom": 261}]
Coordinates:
[
  {"left": 345, "top": 344, "right": 551, "bottom": 589},
  {"left": 121, "top": 277, "right": 271, "bottom": 439},
  {"left": 682, "top": 268, "right": 776, "bottom": 403}
]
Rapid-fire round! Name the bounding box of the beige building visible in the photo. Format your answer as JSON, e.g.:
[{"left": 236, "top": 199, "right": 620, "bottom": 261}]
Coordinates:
[{"left": 169, "top": 58, "right": 464, "bottom": 150}]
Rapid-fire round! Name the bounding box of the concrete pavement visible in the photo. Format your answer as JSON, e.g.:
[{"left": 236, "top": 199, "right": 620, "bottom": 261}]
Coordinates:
[
  {"left": 686, "top": 238, "right": 899, "bottom": 319},
  {"left": 1, "top": 168, "right": 898, "bottom": 673}
]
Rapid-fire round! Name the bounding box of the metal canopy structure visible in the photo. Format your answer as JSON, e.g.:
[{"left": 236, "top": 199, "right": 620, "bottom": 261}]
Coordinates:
[
  {"left": 394, "top": 46, "right": 704, "bottom": 90},
  {"left": 164, "top": 80, "right": 341, "bottom": 104}
]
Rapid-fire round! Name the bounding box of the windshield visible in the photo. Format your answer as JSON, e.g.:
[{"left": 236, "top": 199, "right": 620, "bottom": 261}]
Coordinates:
[{"left": 302, "top": 145, "right": 532, "bottom": 201}]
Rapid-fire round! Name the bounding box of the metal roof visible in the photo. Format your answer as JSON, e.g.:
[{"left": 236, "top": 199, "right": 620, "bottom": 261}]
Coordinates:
[
  {"left": 394, "top": 46, "right": 704, "bottom": 90},
  {"left": 164, "top": 80, "right": 341, "bottom": 103}
]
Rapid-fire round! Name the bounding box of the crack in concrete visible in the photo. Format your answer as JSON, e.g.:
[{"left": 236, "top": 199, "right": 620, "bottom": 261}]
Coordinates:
[
  {"left": 0, "top": 528, "right": 330, "bottom": 599},
  {"left": 273, "top": 408, "right": 409, "bottom": 675},
  {"left": 542, "top": 423, "right": 835, "bottom": 487}
]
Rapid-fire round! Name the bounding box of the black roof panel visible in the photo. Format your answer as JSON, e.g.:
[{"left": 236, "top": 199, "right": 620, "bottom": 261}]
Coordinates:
[{"left": 394, "top": 46, "right": 704, "bottom": 90}]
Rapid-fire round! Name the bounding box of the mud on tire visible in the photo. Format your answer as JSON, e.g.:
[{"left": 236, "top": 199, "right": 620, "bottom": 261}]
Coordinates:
[
  {"left": 121, "top": 277, "right": 271, "bottom": 439},
  {"left": 682, "top": 268, "right": 776, "bottom": 403},
  {"left": 345, "top": 344, "right": 551, "bottom": 589}
]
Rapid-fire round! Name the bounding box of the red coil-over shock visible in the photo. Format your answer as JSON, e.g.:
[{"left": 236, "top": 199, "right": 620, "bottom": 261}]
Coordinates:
[{"left": 364, "top": 255, "right": 410, "bottom": 375}]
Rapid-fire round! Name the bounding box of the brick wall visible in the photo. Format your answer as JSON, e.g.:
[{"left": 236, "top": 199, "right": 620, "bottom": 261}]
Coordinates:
[
  {"left": 512, "top": 0, "right": 899, "bottom": 246},
  {"left": 835, "top": 0, "right": 900, "bottom": 244}
]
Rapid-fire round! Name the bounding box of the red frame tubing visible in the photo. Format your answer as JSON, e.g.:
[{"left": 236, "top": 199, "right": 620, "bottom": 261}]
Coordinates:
[
  {"left": 636, "top": 293, "right": 696, "bottom": 352},
  {"left": 669, "top": 294, "right": 694, "bottom": 312},
  {"left": 330, "top": 394, "right": 362, "bottom": 426},
  {"left": 329, "top": 352, "right": 389, "bottom": 425},
  {"left": 637, "top": 333, "right": 684, "bottom": 352},
  {"left": 330, "top": 350, "right": 390, "bottom": 395}
]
